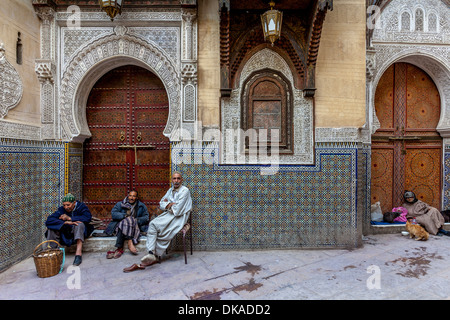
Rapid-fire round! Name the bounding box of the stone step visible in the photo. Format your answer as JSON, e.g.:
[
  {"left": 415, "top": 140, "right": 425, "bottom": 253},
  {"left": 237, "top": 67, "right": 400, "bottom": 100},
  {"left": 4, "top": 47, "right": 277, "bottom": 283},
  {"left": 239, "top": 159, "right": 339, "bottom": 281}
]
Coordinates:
[
  {"left": 72, "top": 224, "right": 450, "bottom": 252},
  {"left": 67, "top": 230, "right": 148, "bottom": 253},
  {"left": 370, "top": 222, "right": 450, "bottom": 235}
]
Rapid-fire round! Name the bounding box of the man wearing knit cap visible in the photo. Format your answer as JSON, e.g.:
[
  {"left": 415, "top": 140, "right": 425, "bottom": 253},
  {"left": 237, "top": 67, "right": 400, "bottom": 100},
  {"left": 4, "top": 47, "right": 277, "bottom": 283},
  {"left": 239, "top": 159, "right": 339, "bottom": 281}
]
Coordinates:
[{"left": 45, "top": 193, "right": 93, "bottom": 266}]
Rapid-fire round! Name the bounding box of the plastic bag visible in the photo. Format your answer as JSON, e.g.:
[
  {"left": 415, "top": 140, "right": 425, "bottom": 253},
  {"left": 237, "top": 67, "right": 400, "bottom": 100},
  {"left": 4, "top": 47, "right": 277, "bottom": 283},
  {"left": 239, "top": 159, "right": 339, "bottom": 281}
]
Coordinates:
[{"left": 371, "top": 201, "right": 383, "bottom": 222}]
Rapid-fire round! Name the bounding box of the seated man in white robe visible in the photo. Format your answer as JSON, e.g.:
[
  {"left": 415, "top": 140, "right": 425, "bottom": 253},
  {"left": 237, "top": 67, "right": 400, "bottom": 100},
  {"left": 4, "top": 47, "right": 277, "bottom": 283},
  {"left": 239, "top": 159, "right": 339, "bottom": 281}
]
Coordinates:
[{"left": 123, "top": 172, "right": 192, "bottom": 272}]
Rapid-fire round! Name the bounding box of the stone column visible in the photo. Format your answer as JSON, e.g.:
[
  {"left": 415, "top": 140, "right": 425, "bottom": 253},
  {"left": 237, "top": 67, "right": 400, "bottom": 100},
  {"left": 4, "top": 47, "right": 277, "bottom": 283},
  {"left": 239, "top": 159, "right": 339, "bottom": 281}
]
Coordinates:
[
  {"left": 181, "top": 7, "right": 199, "bottom": 139},
  {"left": 34, "top": 3, "right": 57, "bottom": 140}
]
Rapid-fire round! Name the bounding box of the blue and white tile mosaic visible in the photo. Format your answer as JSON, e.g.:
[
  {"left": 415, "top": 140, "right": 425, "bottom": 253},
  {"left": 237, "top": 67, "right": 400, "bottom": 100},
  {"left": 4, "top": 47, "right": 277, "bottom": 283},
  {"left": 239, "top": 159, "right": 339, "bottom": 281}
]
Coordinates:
[
  {"left": 444, "top": 145, "right": 450, "bottom": 210},
  {"left": 171, "top": 142, "right": 369, "bottom": 250},
  {"left": 0, "top": 139, "right": 65, "bottom": 272}
]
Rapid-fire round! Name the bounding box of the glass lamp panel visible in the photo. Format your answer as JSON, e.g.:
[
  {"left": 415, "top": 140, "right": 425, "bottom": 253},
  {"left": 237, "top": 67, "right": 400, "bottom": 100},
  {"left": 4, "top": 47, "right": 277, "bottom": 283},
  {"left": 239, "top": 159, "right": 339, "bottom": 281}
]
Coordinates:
[{"left": 268, "top": 19, "right": 276, "bottom": 32}]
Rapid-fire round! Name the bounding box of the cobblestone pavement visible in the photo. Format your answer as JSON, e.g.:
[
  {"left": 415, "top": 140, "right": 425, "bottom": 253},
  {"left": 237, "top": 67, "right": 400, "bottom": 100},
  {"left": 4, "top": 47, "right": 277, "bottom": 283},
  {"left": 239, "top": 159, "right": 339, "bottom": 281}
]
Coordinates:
[{"left": 1, "top": 233, "right": 450, "bottom": 301}]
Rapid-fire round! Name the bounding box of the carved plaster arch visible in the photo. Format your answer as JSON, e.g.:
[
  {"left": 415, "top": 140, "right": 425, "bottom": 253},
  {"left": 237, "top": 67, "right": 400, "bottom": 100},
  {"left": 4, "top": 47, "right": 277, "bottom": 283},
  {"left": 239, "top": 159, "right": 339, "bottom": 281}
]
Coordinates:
[
  {"left": 59, "top": 30, "right": 180, "bottom": 142},
  {"left": 240, "top": 48, "right": 295, "bottom": 88},
  {"left": 370, "top": 49, "right": 450, "bottom": 138},
  {"left": 368, "top": 0, "right": 450, "bottom": 136},
  {"left": 221, "top": 48, "right": 314, "bottom": 165}
]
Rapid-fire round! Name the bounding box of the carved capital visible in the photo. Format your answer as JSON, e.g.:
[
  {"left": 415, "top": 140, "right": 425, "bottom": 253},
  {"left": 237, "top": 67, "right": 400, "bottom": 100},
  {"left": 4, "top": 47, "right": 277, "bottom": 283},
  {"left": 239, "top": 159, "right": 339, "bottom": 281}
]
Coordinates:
[
  {"left": 34, "top": 5, "right": 55, "bottom": 23},
  {"left": 182, "top": 9, "right": 197, "bottom": 25},
  {"left": 181, "top": 63, "right": 197, "bottom": 84},
  {"left": 366, "top": 47, "right": 376, "bottom": 81},
  {"left": 35, "top": 59, "right": 56, "bottom": 83}
]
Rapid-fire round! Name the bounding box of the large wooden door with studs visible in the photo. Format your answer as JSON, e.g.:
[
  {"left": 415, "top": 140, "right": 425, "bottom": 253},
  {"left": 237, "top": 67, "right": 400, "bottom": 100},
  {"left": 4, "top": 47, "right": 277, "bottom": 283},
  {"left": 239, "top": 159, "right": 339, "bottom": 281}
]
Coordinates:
[
  {"left": 83, "top": 65, "right": 170, "bottom": 224},
  {"left": 371, "top": 62, "right": 442, "bottom": 213}
]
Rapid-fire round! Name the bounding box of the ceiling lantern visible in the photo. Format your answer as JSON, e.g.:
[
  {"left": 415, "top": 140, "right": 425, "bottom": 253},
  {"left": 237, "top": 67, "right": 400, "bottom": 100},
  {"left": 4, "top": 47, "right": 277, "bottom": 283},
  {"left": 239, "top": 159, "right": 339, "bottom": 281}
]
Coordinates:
[
  {"left": 261, "top": 1, "right": 283, "bottom": 46},
  {"left": 99, "top": 0, "right": 123, "bottom": 21}
]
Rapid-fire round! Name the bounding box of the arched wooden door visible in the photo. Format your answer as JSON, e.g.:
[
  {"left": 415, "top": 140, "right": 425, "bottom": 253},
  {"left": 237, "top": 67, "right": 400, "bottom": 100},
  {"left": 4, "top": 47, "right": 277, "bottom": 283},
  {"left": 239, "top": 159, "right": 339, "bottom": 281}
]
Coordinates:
[
  {"left": 371, "top": 62, "right": 442, "bottom": 213},
  {"left": 83, "top": 65, "right": 170, "bottom": 223}
]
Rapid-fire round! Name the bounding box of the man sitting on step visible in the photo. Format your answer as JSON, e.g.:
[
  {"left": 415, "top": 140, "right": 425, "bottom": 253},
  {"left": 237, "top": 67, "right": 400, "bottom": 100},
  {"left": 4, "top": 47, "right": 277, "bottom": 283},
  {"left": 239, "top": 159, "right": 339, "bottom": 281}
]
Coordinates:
[
  {"left": 105, "top": 190, "right": 150, "bottom": 259},
  {"left": 45, "top": 193, "right": 93, "bottom": 266}
]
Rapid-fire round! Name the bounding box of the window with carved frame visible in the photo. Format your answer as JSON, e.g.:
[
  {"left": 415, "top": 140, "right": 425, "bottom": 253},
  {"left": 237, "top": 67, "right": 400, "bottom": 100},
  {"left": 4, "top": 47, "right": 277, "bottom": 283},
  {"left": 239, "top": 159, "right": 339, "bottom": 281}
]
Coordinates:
[{"left": 241, "top": 69, "right": 293, "bottom": 154}]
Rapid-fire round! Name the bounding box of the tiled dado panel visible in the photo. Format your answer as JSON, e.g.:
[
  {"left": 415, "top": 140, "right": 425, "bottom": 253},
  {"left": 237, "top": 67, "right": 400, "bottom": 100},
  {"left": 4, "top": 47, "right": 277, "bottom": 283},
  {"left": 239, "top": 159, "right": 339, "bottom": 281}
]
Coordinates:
[
  {"left": 171, "top": 142, "right": 368, "bottom": 250},
  {"left": 359, "top": 146, "right": 372, "bottom": 236},
  {"left": 68, "top": 143, "right": 83, "bottom": 202},
  {"left": 0, "top": 139, "right": 65, "bottom": 272},
  {"left": 444, "top": 145, "right": 450, "bottom": 210}
]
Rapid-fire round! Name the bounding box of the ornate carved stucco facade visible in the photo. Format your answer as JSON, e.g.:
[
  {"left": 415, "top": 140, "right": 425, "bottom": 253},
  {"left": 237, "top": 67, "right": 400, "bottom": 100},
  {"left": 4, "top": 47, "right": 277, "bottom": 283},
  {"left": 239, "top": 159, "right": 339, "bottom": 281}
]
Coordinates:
[
  {"left": 37, "top": 2, "right": 197, "bottom": 142},
  {"left": 368, "top": 0, "right": 450, "bottom": 138},
  {"left": 1, "top": 0, "right": 201, "bottom": 272},
  {"left": 367, "top": 0, "right": 450, "bottom": 213}
]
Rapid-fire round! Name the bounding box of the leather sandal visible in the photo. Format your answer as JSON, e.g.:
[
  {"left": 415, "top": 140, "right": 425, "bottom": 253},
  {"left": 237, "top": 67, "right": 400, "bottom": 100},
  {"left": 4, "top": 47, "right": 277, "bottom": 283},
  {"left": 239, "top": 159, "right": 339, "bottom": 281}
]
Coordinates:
[
  {"left": 141, "top": 259, "right": 159, "bottom": 268},
  {"left": 123, "top": 263, "right": 145, "bottom": 273},
  {"left": 122, "top": 260, "right": 158, "bottom": 273},
  {"left": 113, "top": 248, "right": 124, "bottom": 259},
  {"left": 123, "top": 263, "right": 146, "bottom": 273},
  {"left": 106, "top": 250, "right": 116, "bottom": 259}
]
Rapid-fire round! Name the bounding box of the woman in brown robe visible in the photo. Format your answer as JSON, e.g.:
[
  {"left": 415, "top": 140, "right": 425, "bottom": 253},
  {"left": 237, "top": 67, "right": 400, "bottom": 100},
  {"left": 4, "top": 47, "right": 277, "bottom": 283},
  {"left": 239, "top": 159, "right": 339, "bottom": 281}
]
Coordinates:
[{"left": 402, "top": 191, "right": 448, "bottom": 236}]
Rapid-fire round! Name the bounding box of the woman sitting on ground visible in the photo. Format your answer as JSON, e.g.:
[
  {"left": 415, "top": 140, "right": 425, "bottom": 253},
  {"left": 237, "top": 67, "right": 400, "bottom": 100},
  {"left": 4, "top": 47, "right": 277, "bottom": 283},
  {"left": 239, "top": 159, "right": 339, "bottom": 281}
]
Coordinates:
[{"left": 402, "top": 191, "right": 449, "bottom": 236}]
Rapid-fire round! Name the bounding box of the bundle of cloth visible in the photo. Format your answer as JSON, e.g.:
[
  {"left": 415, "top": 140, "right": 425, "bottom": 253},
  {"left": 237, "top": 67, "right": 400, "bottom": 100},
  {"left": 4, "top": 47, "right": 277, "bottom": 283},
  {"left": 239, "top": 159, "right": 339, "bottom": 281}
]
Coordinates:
[{"left": 391, "top": 206, "right": 408, "bottom": 223}]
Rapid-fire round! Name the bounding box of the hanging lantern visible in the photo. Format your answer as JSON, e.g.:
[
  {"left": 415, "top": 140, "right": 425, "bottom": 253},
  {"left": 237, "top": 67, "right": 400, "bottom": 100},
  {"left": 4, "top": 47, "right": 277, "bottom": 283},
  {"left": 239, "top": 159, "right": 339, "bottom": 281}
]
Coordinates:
[
  {"left": 261, "top": 1, "right": 283, "bottom": 46},
  {"left": 99, "top": 0, "right": 123, "bottom": 21}
]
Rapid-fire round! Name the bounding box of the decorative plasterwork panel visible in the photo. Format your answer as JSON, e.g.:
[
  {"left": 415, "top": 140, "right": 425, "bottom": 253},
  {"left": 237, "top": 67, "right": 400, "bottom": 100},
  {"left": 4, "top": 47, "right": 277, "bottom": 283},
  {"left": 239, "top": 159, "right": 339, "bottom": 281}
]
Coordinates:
[
  {"left": 221, "top": 48, "right": 314, "bottom": 165},
  {"left": 35, "top": 60, "right": 57, "bottom": 138},
  {"left": 0, "top": 44, "right": 23, "bottom": 119},
  {"left": 61, "top": 26, "right": 181, "bottom": 71},
  {"left": 371, "top": 0, "right": 449, "bottom": 45},
  {"left": 128, "top": 27, "right": 180, "bottom": 66},
  {"left": 56, "top": 9, "right": 182, "bottom": 23},
  {"left": 315, "top": 127, "right": 370, "bottom": 144},
  {"left": 59, "top": 27, "right": 181, "bottom": 142},
  {"left": 0, "top": 122, "right": 41, "bottom": 140},
  {"left": 61, "top": 27, "right": 113, "bottom": 69}
]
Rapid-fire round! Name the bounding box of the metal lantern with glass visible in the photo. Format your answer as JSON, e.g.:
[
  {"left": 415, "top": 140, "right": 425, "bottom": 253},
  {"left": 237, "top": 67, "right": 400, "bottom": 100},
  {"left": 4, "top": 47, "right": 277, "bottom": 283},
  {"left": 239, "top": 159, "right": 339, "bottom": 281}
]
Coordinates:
[
  {"left": 261, "top": 1, "right": 283, "bottom": 46},
  {"left": 99, "top": 0, "right": 123, "bottom": 21}
]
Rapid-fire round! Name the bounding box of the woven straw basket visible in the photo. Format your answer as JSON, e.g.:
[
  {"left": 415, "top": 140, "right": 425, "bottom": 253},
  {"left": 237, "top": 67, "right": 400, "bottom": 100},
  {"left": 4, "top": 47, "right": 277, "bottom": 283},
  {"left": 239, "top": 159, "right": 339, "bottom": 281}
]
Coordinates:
[{"left": 33, "top": 240, "right": 65, "bottom": 278}]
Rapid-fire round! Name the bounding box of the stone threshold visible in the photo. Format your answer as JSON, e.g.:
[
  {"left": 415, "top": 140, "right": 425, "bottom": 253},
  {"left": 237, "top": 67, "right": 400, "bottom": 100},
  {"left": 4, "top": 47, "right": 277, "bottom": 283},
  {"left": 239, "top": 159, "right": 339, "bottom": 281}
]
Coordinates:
[
  {"left": 370, "top": 222, "right": 450, "bottom": 235},
  {"left": 67, "top": 230, "right": 148, "bottom": 253}
]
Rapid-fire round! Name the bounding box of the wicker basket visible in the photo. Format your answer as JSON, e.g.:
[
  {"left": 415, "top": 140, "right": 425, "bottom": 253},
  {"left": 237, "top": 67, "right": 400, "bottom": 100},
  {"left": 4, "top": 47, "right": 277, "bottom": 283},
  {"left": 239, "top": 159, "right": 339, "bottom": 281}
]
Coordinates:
[{"left": 33, "top": 240, "right": 65, "bottom": 278}]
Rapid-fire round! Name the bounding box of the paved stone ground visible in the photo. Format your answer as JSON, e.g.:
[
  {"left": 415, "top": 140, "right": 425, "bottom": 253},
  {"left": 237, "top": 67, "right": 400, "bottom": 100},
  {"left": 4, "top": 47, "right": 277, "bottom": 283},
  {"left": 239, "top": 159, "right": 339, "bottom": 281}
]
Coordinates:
[{"left": 1, "top": 233, "right": 450, "bottom": 301}]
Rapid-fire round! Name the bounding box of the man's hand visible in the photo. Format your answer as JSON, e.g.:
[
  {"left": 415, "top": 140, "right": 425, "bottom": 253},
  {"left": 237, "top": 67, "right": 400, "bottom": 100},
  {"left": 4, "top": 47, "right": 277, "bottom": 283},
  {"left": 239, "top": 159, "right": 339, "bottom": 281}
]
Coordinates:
[
  {"left": 166, "top": 202, "right": 176, "bottom": 209},
  {"left": 59, "top": 214, "right": 71, "bottom": 221},
  {"left": 64, "top": 221, "right": 81, "bottom": 226}
]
